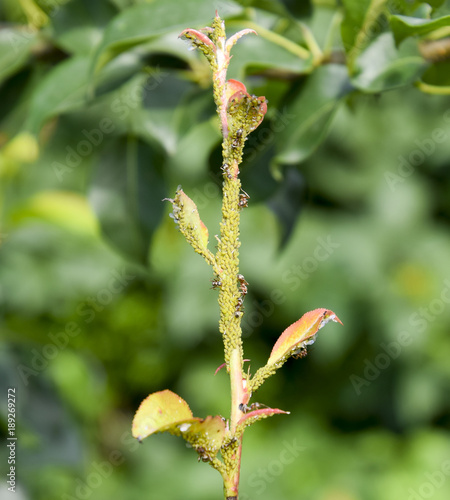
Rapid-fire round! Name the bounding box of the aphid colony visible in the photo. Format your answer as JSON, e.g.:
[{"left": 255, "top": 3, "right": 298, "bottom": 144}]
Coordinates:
[{"left": 211, "top": 273, "right": 249, "bottom": 318}]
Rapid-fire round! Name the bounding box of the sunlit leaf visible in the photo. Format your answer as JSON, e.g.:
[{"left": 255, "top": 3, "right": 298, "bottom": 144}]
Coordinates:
[
  {"left": 132, "top": 391, "right": 226, "bottom": 460},
  {"left": 268, "top": 308, "right": 343, "bottom": 365},
  {"left": 132, "top": 390, "right": 193, "bottom": 441}
]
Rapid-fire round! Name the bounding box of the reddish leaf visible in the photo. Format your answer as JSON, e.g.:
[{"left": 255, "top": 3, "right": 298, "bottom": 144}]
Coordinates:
[
  {"left": 237, "top": 407, "right": 289, "bottom": 429},
  {"left": 268, "top": 308, "right": 343, "bottom": 365},
  {"left": 225, "top": 79, "right": 247, "bottom": 102}
]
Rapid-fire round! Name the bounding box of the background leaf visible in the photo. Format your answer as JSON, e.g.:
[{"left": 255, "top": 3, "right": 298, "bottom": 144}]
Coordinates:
[
  {"left": 390, "top": 14, "right": 450, "bottom": 46},
  {"left": 88, "top": 135, "right": 166, "bottom": 264},
  {"left": 341, "top": 0, "right": 389, "bottom": 71},
  {"left": 275, "top": 64, "right": 352, "bottom": 166}
]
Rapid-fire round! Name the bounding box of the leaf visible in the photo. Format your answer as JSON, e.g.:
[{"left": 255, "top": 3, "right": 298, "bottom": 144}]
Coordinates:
[
  {"left": 267, "top": 167, "right": 305, "bottom": 248},
  {"left": 165, "top": 188, "right": 212, "bottom": 263},
  {"left": 88, "top": 135, "right": 166, "bottom": 264},
  {"left": 0, "top": 28, "right": 37, "bottom": 85},
  {"left": 351, "top": 33, "right": 427, "bottom": 92},
  {"left": 24, "top": 55, "right": 91, "bottom": 134},
  {"left": 179, "top": 416, "right": 226, "bottom": 457},
  {"left": 226, "top": 22, "right": 313, "bottom": 81},
  {"left": 50, "top": 0, "right": 118, "bottom": 55},
  {"left": 24, "top": 53, "right": 145, "bottom": 134},
  {"left": 341, "top": 0, "right": 389, "bottom": 71},
  {"left": 275, "top": 64, "right": 351, "bottom": 166},
  {"left": 268, "top": 308, "right": 343, "bottom": 366},
  {"left": 91, "top": 0, "right": 243, "bottom": 72},
  {"left": 237, "top": 407, "right": 289, "bottom": 430},
  {"left": 132, "top": 391, "right": 226, "bottom": 460},
  {"left": 390, "top": 14, "right": 450, "bottom": 46},
  {"left": 132, "top": 390, "right": 193, "bottom": 441}
]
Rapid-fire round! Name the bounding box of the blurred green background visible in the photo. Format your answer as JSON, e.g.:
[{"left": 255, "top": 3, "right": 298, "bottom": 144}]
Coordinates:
[{"left": 1, "top": 1, "right": 450, "bottom": 499}]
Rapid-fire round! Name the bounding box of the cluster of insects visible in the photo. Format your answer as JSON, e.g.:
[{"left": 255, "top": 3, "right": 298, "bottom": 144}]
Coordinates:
[{"left": 234, "top": 273, "right": 248, "bottom": 317}]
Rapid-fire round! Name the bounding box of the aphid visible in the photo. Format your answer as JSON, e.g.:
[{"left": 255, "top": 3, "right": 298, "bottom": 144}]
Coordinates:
[{"left": 238, "top": 190, "right": 250, "bottom": 209}]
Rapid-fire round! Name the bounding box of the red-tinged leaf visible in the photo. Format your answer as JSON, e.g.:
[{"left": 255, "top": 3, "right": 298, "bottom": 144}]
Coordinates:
[
  {"left": 132, "top": 390, "right": 193, "bottom": 441},
  {"left": 225, "top": 79, "right": 247, "bottom": 102},
  {"left": 225, "top": 29, "right": 257, "bottom": 52},
  {"left": 237, "top": 407, "right": 289, "bottom": 429},
  {"left": 179, "top": 28, "right": 216, "bottom": 62},
  {"left": 267, "top": 308, "right": 343, "bottom": 365}
]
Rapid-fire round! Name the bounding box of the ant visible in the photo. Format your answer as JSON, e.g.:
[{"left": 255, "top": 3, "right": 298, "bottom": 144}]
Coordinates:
[
  {"left": 196, "top": 446, "right": 212, "bottom": 463},
  {"left": 238, "top": 402, "right": 269, "bottom": 413},
  {"left": 211, "top": 277, "right": 222, "bottom": 289},
  {"left": 239, "top": 190, "right": 250, "bottom": 209}
]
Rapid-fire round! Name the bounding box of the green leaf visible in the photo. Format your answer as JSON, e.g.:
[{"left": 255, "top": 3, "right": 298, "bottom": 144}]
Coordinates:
[
  {"left": 91, "top": 0, "right": 243, "bottom": 72},
  {"left": 352, "top": 33, "right": 427, "bottom": 92},
  {"left": 51, "top": 0, "right": 118, "bottom": 55},
  {"left": 227, "top": 22, "right": 313, "bottom": 80},
  {"left": 0, "top": 28, "right": 37, "bottom": 85},
  {"left": 24, "top": 52, "right": 145, "bottom": 134},
  {"left": 390, "top": 14, "right": 450, "bottom": 46},
  {"left": 25, "top": 55, "right": 91, "bottom": 134},
  {"left": 275, "top": 64, "right": 351, "bottom": 165},
  {"left": 341, "top": 0, "right": 389, "bottom": 71},
  {"left": 88, "top": 135, "right": 166, "bottom": 264},
  {"left": 267, "top": 308, "right": 343, "bottom": 366}
]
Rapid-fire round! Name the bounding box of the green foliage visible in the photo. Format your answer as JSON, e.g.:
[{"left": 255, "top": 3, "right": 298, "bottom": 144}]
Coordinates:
[{"left": 1, "top": 0, "right": 450, "bottom": 499}]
